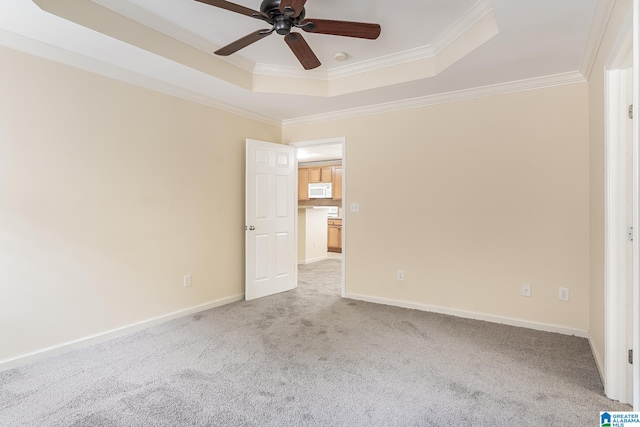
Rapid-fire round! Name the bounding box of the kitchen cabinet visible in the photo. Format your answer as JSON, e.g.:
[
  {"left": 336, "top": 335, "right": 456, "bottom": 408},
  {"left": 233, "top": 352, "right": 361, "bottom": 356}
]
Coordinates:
[
  {"left": 309, "top": 166, "right": 332, "bottom": 183},
  {"left": 298, "top": 168, "right": 309, "bottom": 201},
  {"left": 299, "top": 164, "right": 341, "bottom": 200},
  {"left": 328, "top": 218, "right": 342, "bottom": 253},
  {"left": 332, "top": 166, "right": 342, "bottom": 200}
]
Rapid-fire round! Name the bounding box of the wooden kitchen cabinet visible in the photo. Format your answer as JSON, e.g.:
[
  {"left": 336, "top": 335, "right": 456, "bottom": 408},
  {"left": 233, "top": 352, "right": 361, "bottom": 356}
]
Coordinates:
[
  {"left": 332, "top": 166, "right": 342, "bottom": 200},
  {"left": 320, "top": 166, "right": 332, "bottom": 183},
  {"left": 309, "top": 167, "right": 321, "bottom": 183},
  {"left": 309, "top": 166, "right": 332, "bottom": 183},
  {"left": 298, "top": 168, "right": 309, "bottom": 201},
  {"left": 328, "top": 218, "right": 342, "bottom": 253}
]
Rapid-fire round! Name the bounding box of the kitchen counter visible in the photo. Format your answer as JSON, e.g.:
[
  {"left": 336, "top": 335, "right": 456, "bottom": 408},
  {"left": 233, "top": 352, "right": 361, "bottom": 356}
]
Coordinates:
[{"left": 298, "top": 199, "right": 342, "bottom": 208}]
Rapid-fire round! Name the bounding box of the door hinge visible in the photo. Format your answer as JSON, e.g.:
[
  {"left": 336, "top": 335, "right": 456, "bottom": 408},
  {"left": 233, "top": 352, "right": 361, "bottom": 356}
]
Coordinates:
[
  {"left": 629, "top": 104, "right": 634, "bottom": 119},
  {"left": 629, "top": 349, "right": 633, "bottom": 364},
  {"left": 628, "top": 226, "right": 634, "bottom": 242}
]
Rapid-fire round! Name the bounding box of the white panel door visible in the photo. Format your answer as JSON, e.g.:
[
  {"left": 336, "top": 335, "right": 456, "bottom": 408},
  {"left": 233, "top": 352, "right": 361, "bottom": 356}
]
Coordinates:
[{"left": 245, "top": 139, "right": 296, "bottom": 300}]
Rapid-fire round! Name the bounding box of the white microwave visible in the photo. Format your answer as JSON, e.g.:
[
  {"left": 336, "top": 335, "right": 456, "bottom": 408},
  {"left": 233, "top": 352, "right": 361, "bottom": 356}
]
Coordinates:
[{"left": 309, "top": 183, "right": 332, "bottom": 199}]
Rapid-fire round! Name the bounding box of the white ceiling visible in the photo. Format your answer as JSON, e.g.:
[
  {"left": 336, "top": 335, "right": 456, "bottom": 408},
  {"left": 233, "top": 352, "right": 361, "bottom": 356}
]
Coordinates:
[
  {"left": 297, "top": 144, "right": 342, "bottom": 162},
  {"left": 0, "top": 0, "right": 605, "bottom": 125},
  {"left": 95, "top": 0, "right": 480, "bottom": 70}
]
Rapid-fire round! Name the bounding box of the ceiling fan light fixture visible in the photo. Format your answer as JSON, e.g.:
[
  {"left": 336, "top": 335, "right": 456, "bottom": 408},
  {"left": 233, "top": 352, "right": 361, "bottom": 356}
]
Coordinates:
[
  {"left": 334, "top": 52, "right": 348, "bottom": 61},
  {"left": 274, "top": 17, "right": 293, "bottom": 35}
]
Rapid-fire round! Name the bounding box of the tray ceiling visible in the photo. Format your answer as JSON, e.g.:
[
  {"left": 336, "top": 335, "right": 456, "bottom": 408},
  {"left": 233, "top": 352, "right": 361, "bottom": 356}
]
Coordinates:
[{"left": 0, "top": 0, "right": 604, "bottom": 123}]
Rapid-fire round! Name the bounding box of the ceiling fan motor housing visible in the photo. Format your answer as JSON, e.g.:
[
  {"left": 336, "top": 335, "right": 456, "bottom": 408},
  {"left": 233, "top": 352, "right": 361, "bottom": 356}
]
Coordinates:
[{"left": 260, "top": 0, "right": 306, "bottom": 20}]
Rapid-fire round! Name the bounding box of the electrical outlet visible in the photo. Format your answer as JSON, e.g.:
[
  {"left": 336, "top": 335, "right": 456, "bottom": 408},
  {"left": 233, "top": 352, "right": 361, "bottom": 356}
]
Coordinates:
[
  {"left": 183, "top": 274, "right": 192, "bottom": 287},
  {"left": 313, "top": 241, "right": 317, "bottom": 248},
  {"left": 397, "top": 270, "right": 404, "bottom": 281},
  {"left": 521, "top": 283, "right": 531, "bottom": 297},
  {"left": 559, "top": 287, "right": 569, "bottom": 302}
]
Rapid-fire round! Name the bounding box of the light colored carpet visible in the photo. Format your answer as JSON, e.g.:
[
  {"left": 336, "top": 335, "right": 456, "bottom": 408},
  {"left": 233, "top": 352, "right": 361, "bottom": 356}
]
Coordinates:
[{"left": 0, "top": 259, "right": 631, "bottom": 426}]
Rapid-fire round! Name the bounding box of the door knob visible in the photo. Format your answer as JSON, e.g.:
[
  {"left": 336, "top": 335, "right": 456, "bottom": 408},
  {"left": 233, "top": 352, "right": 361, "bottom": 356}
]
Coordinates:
[{"left": 249, "top": 225, "right": 256, "bottom": 231}]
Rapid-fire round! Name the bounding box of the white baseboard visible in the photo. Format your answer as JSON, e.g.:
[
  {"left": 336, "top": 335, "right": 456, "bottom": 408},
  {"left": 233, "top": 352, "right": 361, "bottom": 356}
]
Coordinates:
[
  {"left": 0, "top": 293, "right": 244, "bottom": 372},
  {"left": 297, "top": 255, "right": 328, "bottom": 265},
  {"left": 588, "top": 334, "right": 606, "bottom": 386},
  {"left": 345, "top": 293, "right": 589, "bottom": 338}
]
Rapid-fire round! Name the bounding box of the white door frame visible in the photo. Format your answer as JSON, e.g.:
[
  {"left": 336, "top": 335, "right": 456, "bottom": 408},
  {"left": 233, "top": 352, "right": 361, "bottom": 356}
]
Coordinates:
[
  {"left": 290, "top": 137, "right": 347, "bottom": 298},
  {"left": 605, "top": 10, "right": 635, "bottom": 405},
  {"left": 633, "top": 0, "right": 640, "bottom": 411}
]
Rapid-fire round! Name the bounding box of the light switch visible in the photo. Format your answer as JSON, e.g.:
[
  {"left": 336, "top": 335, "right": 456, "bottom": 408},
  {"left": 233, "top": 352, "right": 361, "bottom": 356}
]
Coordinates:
[{"left": 350, "top": 203, "right": 360, "bottom": 213}]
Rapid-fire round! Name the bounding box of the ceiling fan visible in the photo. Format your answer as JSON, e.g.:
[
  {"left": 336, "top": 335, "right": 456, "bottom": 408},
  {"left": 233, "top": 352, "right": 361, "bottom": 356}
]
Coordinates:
[{"left": 194, "top": 0, "right": 382, "bottom": 70}]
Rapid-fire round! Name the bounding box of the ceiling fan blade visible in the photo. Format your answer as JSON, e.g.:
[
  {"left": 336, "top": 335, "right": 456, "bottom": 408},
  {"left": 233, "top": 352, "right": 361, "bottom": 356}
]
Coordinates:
[
  {"left": 215, "top": 30, "right": 272, "bottom": 56},
  {"left": 194, "top": 0, "right": 265, "bottom": 18},
  {"left": 301, "top": 19, "right": 381, "bottom": 40},
  {"left": 284, "top": 33, "right": 321, "bottom": 70},
  {"left": 279, "top": 0, "right": 307, "bottom": 17}
]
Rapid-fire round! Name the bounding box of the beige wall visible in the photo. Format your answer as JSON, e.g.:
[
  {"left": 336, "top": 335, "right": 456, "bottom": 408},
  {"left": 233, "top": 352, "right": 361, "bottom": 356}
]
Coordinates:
[
  {"left": 0, "top": 23, "right": 613, "bottom": 365},
  {"left": 284, "top": 83, "right": 590, "bottom": 330},
  {"left": 297, "top": 210, "right": 307, "bottom": 262},
  {"left": 298, "top": 208, "right": 329, "bottom": 264},
  {"left": 588, "top": 0, "right": 633, "bottom": 377},
  {"left": 0, "top": 46, "right": 281, "bottom": 361}
]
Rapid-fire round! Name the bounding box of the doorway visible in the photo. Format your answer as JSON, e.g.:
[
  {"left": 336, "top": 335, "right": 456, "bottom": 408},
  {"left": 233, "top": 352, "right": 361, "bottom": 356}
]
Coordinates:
[
  {"left": 605, "top": 25, "right": 634, "bottom": 405},
  {"left": 291, "top": 137, "right": 346, "bottom": 297}
]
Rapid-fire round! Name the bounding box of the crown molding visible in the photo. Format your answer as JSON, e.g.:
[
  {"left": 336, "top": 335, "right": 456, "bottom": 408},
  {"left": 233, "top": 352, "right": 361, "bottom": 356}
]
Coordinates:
[
  {"left": 429, "top": 0, "right": 494, "bottom": 55},
  {"left": 90, "top": 0, "right": 256, "bottom": 73},
  {"left": 252, "top": 63, "right": 327, "bottom": 80},
  {"left": 1, "top": 16, "right": 588, "bottom": 131},
  {"left": 0, "top": 28, "right": 281, "bottom": 127},
  {"left": 90, "top": 0, "right": 493, "bottom": 81},
  {"left": 253, "top": 0, "right": 494, "bottom": 80},
  {"left": 252, "top": 41, "right": 446, "bottom": 80},
  {"left": 0, "top": 25, "right": 588, "bottom": 131},
  {"left": 282, "top": 71, "right": 586, "bottom": 128},
  {"left": 35, "top": 0, "right": 497, "bottom": 97},
  {"left": 580, "top": 0, "right": 616, "bottom": 79}
]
